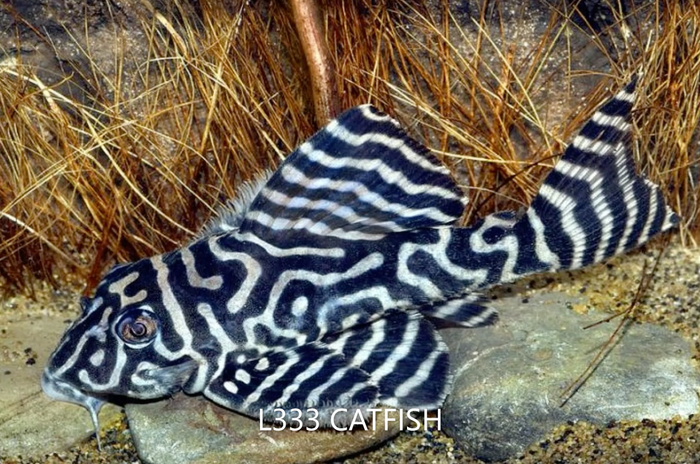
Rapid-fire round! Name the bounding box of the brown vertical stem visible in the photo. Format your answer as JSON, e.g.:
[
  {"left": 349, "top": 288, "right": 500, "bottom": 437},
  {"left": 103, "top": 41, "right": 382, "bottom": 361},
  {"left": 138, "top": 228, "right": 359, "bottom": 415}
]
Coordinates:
[{"left": 290, "top": 0, "right": 339, "bottom": 126}]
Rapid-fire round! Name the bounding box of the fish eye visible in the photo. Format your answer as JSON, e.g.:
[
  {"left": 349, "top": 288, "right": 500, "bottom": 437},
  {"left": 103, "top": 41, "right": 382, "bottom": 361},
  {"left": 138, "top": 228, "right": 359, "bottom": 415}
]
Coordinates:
[{"left": 116, "top": 309, "right": 158, "bottom": 345}]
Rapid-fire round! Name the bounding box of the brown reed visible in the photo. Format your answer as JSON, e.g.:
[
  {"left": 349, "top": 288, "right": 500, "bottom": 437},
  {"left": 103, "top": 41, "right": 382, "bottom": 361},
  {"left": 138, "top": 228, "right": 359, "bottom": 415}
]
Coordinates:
[{"left": 0, "top": 0, "right": 696, "bottom": 296}]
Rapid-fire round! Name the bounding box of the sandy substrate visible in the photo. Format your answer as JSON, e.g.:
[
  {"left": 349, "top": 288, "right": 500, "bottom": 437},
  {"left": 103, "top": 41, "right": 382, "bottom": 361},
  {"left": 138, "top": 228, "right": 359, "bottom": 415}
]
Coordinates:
[{"left": 2, "top": 237, "right": 699, "bottom": 464}]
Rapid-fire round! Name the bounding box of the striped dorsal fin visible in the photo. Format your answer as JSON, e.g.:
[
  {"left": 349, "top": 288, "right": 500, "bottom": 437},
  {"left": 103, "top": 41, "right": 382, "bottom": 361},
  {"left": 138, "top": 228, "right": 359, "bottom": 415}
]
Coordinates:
[
  {"left": 239, "top": 105, "right": 465, "bottom": 241},
  {"left": 198, "top": 171, "right": 273, "bottom": 238}
]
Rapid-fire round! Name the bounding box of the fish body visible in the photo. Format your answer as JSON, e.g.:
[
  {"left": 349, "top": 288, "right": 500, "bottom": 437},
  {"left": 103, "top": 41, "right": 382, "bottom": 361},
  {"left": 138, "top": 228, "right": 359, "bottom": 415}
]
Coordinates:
[{"left": 43, "top": 79, "right": 678, "bottom": 434}]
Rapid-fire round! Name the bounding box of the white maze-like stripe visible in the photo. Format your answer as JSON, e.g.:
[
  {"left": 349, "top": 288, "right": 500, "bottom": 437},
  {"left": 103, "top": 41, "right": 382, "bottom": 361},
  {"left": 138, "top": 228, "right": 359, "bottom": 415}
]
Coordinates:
[
  {"left": 317, "top": 286, "right": 408, "bottom": 335},
  {"left": 131, "top": 362, "right": 163, "bottom": 387},
  {"left": 181, "top": 247, "right": 223, "bottom": 290},
  {"left": 397, "top": 242, "right": 443, "bottom": 299},
  {"left": 198, "top": 302, "right": 238, "bottom": 380},
  {"left": 108, "top": 272, "right": 147, "bottom": 308},
  {"left": 469, "top": 219, "right": 520, "bottom": 283},
  {"left": 237, "top": 231, "right": 345, "bottom": 258},
  {"left": 78, "top": 343, "right": 126, "bottom": 391},
  {"left": 241, "top": 350, "right": 300, "bottom": 410},
  {"left": 208, "top": 238, "right": 263, "bottom": 315},
  {"left": 152, "top": 255, "right": 209, "bottom": 392},
  {"left": 239, "top": 253, "right": 385, "bottom": 346},
  {"left": 397, "top": 229, "right": 490, "bottom": 296}
]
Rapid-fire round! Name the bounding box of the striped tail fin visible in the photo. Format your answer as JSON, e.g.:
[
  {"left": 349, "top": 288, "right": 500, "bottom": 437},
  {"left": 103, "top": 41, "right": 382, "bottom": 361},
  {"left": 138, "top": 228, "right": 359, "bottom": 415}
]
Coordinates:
[{"left": 520, "top": 77, "right": 679, "bottom": 272}]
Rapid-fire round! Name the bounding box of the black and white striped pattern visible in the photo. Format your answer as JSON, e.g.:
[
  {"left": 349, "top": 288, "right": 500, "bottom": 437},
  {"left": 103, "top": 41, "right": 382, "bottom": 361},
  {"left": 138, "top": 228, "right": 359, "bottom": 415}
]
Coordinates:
[
  {"left": 43, "top": 78, "right": 678, "bottom": 436},
  {"left": 240, "top": 105, "right": 466, "bottom": 241},
  {"left": 525, "top": 78, "right": 677, "bottom": 271}
]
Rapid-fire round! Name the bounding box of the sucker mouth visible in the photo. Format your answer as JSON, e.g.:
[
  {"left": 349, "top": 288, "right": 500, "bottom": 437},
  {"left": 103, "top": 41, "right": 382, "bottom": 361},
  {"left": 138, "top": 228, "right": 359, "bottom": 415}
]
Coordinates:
[{"left": 41, "top": 369, "right": 105, "bottom": 450}]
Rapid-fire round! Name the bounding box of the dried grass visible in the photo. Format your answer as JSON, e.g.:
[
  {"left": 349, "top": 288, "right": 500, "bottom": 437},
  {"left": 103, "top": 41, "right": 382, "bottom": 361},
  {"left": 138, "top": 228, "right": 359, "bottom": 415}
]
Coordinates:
[{"left": 0, "top": 0, "right": 697, "bottom": 295}]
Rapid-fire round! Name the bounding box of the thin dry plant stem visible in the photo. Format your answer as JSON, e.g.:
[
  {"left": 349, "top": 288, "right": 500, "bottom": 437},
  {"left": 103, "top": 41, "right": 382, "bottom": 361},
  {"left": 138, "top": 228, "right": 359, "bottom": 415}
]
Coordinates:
[{"left": 559, "top": 240, "right": 670, "bottom": 407}]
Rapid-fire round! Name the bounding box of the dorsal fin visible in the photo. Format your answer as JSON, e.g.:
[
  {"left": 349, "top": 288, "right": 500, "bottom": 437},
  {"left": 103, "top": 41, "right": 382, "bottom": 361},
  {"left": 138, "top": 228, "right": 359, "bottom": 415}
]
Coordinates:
[
  {"left": 198, "top": 171, "right": 273, "bottom": 238},
  {"left": 239, "top": 105, "right": 465, "bottom": 241}
]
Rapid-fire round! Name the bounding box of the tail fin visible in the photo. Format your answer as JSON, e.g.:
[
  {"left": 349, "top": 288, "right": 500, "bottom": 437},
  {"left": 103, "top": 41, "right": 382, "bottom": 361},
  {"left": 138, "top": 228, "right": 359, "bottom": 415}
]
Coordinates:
[{"left": 521, "top": 77, "right": 679, "bottom": 271}]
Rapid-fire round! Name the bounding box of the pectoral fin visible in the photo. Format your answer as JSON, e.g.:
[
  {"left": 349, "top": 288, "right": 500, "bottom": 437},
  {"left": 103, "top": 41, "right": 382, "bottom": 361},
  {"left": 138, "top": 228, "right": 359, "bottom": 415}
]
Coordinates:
[{"left": 204, "top": 342, "right": 379, "bottom": 421}]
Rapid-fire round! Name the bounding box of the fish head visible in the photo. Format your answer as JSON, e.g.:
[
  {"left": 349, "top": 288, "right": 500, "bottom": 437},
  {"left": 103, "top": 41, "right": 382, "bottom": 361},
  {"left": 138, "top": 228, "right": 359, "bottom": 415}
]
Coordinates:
[{"left": 42, "top": 258, "right": 199, "bottom": 433}]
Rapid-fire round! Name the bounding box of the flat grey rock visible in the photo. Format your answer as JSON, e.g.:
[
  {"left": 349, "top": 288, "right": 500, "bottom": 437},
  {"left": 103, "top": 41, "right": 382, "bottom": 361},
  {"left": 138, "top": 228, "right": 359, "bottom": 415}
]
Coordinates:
[
  {"left": 127, "top": 394, "right": 401, "bottom": 464},
  {"left": 0, "top": 313, "right": 120, "bottom": 459},
  {"left": 441, "top": 291, "right": 700, "bottom": 462}
]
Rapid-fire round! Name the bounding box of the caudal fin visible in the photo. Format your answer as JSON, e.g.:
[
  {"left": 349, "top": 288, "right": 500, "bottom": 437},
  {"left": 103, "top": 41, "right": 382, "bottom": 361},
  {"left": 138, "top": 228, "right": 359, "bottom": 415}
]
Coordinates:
[{"left": 521, "top": 77, "right": 679, "bottom": 271}]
